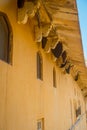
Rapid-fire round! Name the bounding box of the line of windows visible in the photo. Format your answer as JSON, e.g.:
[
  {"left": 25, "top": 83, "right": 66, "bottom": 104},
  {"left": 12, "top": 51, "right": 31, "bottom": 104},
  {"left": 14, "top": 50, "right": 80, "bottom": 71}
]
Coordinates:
[
  {"left": 37, "top": 51, "right": 57, "bottom": 88},
  {"left": 0, "top": 12, "right": 56, "bottom": 87}
]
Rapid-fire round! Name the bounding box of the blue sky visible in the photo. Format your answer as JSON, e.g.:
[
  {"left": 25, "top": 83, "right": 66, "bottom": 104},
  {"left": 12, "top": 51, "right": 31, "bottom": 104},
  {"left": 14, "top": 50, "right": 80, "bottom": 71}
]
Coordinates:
[{"left": 76, "top": 0, "right": 87, "bottom": 60}]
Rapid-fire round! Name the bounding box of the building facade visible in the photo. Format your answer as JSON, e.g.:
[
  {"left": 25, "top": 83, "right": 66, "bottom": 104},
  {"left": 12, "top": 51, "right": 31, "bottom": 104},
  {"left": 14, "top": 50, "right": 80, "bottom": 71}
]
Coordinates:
[{"left": 0, "top": 0, "right": 87, "bottom": 130}]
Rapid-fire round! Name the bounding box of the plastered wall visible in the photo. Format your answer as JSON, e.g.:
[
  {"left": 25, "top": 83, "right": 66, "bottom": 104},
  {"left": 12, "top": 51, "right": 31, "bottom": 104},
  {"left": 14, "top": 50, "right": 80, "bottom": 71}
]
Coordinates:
[{"left": 0, "top": 0, "right": 86, "bottom": 130}]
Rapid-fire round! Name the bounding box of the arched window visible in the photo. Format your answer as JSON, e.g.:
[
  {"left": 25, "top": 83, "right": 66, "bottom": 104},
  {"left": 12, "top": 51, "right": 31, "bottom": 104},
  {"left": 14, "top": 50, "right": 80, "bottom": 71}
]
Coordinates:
[
  {"left": 0, "top": 12, "right": 13, "bottom": 64},
  {"left": 53, "top": 67, "right": 56, "bottom": 88},
  {"left": 37, "top": 52, "right": 43, "bottom": 80}
]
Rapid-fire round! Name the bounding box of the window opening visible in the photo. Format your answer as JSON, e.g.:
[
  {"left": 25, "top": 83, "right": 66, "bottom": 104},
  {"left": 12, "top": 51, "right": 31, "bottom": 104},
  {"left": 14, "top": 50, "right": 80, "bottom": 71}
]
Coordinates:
[
  {"left": 0, "top": 12, "right": 13, "bottom": 64},
  {"left": 37, "top": 52, "right": 43, "bottom": 80},
  {"left": 53, "top": 67, "right": 56, "bottom": 88},
  {"left": 37, "top": 118, "right": 44, "bottom": 130}
]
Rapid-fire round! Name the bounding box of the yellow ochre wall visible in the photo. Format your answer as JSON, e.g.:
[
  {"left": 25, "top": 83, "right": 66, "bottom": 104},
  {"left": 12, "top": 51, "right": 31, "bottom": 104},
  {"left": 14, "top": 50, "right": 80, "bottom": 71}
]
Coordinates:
[{"left": 0, "top": 0, "right": 86, "bottom": 130}]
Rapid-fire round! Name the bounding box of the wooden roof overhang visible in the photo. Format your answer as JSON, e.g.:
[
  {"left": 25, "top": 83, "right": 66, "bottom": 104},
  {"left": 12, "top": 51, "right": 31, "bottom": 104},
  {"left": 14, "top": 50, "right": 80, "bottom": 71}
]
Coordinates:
[{"left": 17, "top": 0, "right": 87, "bottom": 97}]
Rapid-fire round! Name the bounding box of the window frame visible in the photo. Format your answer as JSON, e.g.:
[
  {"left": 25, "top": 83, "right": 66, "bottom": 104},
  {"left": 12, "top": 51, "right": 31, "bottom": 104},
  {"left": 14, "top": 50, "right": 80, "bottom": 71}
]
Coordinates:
[
  {"left": 37, "top": 118, "right": 44, "bottom": 130},
  {"left": 53, "top": 67, "right": 56, "bottom": 88},
  {"left": 37, "top": 51, "right": 43, "bottom": 80},
  {"left": 0, "top": 12, "right": 13, "bottom": 64}
]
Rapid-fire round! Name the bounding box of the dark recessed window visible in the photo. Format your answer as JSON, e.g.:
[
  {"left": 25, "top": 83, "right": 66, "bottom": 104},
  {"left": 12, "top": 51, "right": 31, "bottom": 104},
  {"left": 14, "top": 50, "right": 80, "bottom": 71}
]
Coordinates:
[
  {"left": 0, "top": 12, "right": 13, "bottom": 64},
  {"left": 53, "top": 67, "right": 56, "bottom": 88},
  {"left": 37, "top": 52, "right": 43, "bottom": 80}
]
